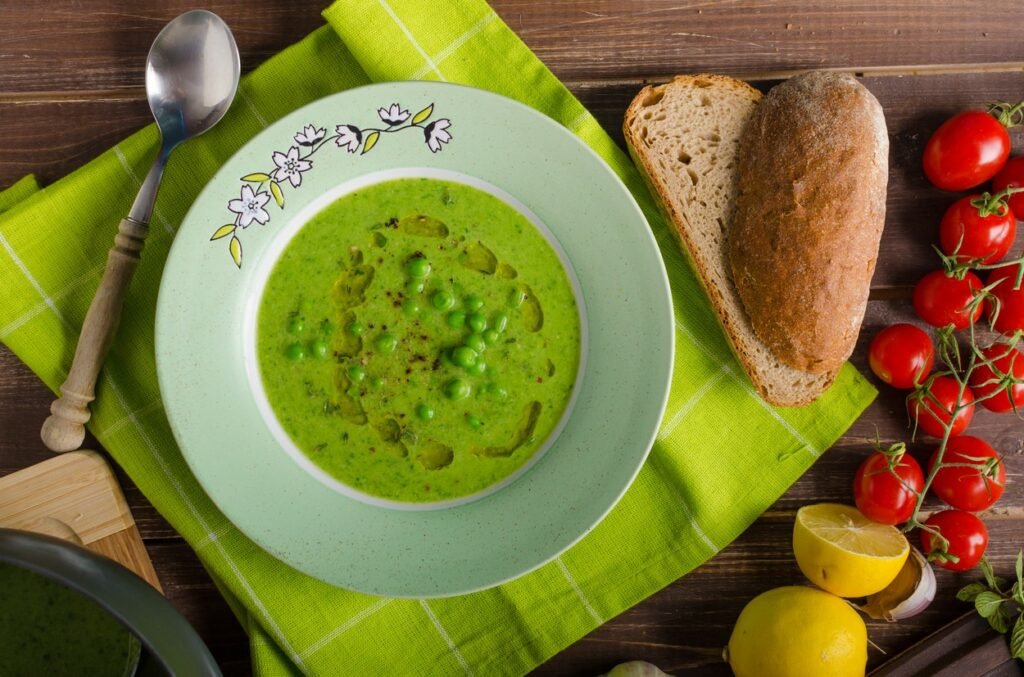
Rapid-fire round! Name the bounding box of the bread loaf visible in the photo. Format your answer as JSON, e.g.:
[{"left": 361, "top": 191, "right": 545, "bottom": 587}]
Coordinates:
[
  {"left": 728, "top": 71, "right": 888, "bottom": 376},
  {"left": 623, "top": 74, "right": 836, "bottom": 406}
]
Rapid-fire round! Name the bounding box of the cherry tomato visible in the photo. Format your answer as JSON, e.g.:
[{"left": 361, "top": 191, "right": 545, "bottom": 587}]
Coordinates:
[
  {"left": 969, "top": 344, "right": 1024, "bottom": 413},
  {"left": 986, "top": 265, "right": 1024, "bottom": 335},
  {"left": 853, "top": 451, "right": 925, "bottom": 524},
  {"left": 938, "top": 195, "right": 1016, "bottom": 265},
  {"left": 992, "top": 155, "right": 1024, "bottom": 220},
  {"left": 908, "top": 375, "right": 975, "bottom": 438},
  {"left": 921, "top": 509, "right": 988, "bottom": 571},
  {"left": 923, "top": 110, "right": 1011, "bottom": 191},
  {"left": 868, "top": 324, "right": 935, "bottom": 389},
  {"left": 929, "top": 436, "right": 1006, "bottom": 512},
  {"left": 912, "top": 270, "right": 983, "bottom": 329}
]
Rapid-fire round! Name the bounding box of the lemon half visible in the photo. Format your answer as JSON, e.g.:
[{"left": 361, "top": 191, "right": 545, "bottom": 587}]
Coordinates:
[{"left": 793, "top": 503, "right": 909, "bottom": 598}]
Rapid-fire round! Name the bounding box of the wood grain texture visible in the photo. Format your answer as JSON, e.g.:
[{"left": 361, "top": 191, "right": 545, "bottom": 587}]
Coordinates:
[
  {"left": 1, "top": 1, "right": 1021, "bottom": 94},
  {"left": 0, "top": 449, "right": 162, "bottom": 591},
  {"left": 1, "top": 2, "right": 1023, "bottom": 675},
  {"left": 868, "top": 612, "right": 1016, "bottom": 677}
]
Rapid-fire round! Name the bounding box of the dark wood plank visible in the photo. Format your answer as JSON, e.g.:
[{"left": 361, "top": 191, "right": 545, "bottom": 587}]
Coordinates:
[
  {"left": 146, "top": 539, "right": 250, "bottom": 675},
  {"left": 0, "top": 1, "right": 323, "bottom": 94},
  {"left": 1, "top": 1, "right": 1021, "bottom": 95}
]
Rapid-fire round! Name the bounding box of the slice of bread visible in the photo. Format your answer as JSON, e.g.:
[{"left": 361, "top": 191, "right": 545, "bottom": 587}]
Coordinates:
[{"left": 623, "top": 74, "right": 835, "bottom": 407}]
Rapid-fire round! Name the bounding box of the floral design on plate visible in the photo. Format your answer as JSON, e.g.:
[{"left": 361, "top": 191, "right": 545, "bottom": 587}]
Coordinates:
[{"left": 210, "top": 102, "right": 452, "bottom": 268}]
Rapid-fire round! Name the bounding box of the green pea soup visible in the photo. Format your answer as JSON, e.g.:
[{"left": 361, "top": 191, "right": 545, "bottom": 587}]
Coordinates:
[{"left": 255, "top": 178, "right": 582, "bottom": 504}]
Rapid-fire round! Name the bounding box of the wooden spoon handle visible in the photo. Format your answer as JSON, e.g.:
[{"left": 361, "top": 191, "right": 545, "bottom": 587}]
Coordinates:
[{"left": 41, "top": 217, "right": 148, "bottom": 452}]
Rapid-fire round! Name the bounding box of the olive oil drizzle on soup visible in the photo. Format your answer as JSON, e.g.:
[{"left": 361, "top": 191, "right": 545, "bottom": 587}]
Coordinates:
[{"left": 257, "top": 179, "right": 580, "bottom": 503}]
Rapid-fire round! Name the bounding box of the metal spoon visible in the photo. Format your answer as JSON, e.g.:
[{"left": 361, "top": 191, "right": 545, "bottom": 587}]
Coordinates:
[{"left": 41, "top": 10, "right": 240, "bottom": 452}]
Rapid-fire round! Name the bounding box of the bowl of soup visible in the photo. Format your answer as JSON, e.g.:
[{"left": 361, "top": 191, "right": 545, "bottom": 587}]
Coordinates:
[{"left": 156, "top": 81, "right": 673, "bottom": 596}]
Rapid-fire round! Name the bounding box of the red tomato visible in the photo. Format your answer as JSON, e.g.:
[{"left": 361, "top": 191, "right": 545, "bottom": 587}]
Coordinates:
[
  {"left": 986, "top": 265, "right": 1024, "bottom": 335},
  {"left": 868, "top": 324, "right": 935, "bottom": 389},
  {"left": 929, "top": 436, "right": 1006, "bottom": 512},
  {"left": 853, "top": 451, "right": 925, "bottom": 524},
  {"left": 992, "top": 156, "right": 1024, "bottom": 220},
  {"left": 912, "top": 270, "right": 984, "bottom": 329},
  {"left": 923, "top": 110, "right": 1011, "bottom": 191},
  {"left": 920, "top": 509, "right": 988, "bottom": 571},
  {"left": 969, "top": 344, "right": 1024, "bottom": 413},
  {"left": 938, "top": 195, "right": 1016, "bottom": 265},
  {"left": 908, "top": 375, "right": 975, "bottom": 438}
]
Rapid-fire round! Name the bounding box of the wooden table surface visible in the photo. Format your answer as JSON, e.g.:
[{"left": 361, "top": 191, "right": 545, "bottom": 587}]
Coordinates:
[{"left": 1, "top": 2, "right": 1022, "bottom": 675}]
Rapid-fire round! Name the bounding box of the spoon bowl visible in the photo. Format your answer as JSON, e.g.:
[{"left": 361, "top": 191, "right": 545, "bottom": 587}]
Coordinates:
[{"left": 146, "top": 9, "right": 240, "bottom": 146}]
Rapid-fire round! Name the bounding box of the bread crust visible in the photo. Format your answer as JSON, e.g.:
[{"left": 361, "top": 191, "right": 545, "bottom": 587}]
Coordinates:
[
  {"left": 623, "top": 74, "right": 836, "bottom": 407},
  {"left": 728, "top": 72, "right": 888, "bottom": 375}
]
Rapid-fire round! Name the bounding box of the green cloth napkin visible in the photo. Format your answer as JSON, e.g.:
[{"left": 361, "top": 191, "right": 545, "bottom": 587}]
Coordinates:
[{"left": 0, "top": 2, "right": 875, "bottom": 674}]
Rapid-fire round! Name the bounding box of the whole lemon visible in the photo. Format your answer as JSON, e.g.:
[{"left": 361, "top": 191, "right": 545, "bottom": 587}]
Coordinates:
[{"left": 726, "top": 586, "right": 867, "bottom": 677}]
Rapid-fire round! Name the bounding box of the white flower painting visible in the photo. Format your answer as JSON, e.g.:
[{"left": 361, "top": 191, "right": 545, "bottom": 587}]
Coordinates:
[
  {"left": 214, "top": 101, "right": 453, "bottom": 268},
  {"left": 293, "top": 124, "right": 326, "bottom": 147},
  {"left": 378, "top": 103, "right": 410, "bottom": 126},
  {"left": 271, "top": 146, "right": 312, "bottom": 188},
  {"left": 227, "top": 185, "right": 270, "bottom": 228},
  {"left": 424, "top": 119, "right": 452, "bottom": 153},
  {"left": 334, "top": 125, "right": 363, "bottom": 154}
]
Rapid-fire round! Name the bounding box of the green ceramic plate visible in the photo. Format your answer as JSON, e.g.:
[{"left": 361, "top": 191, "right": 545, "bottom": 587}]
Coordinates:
[{"left": 156, "top": 82, "right": 673, "bottom": 597}]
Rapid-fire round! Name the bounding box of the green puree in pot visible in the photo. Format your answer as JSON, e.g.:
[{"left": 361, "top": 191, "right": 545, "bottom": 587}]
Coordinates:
[
  {"left": 257, "top": 178, "right": 581, "bottom": 502},
  {"left": 0, "top": 563, "right": 140, "bottom": 676}
]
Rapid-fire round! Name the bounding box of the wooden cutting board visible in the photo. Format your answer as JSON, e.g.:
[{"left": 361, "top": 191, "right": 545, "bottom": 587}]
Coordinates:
[
  {"left": 869, "top": 610, "right": 1021, "bottom": 676},
  {"left": 0, "top": 449, "right": 162, "bottom": 592}
]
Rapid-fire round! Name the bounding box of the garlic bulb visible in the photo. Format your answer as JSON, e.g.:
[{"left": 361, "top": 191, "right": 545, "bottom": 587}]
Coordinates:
[
  {"left": 860, "top": 547, "right": 936, "bottom": 621},
  {"left": 601, "top": 661, "right": 673, "bottom": 677}
]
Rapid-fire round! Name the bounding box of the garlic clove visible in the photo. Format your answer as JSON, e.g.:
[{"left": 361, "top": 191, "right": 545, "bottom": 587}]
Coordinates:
[
  {"left": 860, "top": 547, "right": 936, "bottom": 621},
  {"left": 601, "top": 660, "right": 673, "bottom": 677}
]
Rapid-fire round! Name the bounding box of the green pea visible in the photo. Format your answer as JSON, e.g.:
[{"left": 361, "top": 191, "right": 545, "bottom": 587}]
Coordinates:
[
  {"left": 446, "top": 311, "right": 466, "bottom": 328},
  {"left": 406, "top": 279, "right": 426, "bottom": 295},
  {"left": 287, "top": 317, "right": 304, "bottom": 335},
  {"left": 465, "top": 295, "right": 484, "bottom": 311},
  {"left": 321, "top": 320, "right": 336, "bottom": 335},
  {"left": 482, "top": 329, "right": 499, "bottom": 345},
  {"left": 451, "top": 346, "right": 479, "bottom": 368},
  {"left": 492, "top": 311, "right": 509, "bottom": 333},
  {"left": 375, "top": 333, "right": 398, "bottom": 353},
  {"left": 346, "top": 321, "right": 365, "bottom": 336},
  {"left": 285, "top": 343, "right": 304, "bottom": 360},
  {"left": 402, "top": 299, "right": 421, "bottom": 317},
  {"left": 468, "top": 361, "right": 487, "bottom": 376},
  {"left": 432, "top": 290, "right": 455, "bottom": 310},
  {"left": 406, "top": 257, "right": 431, "bottom": 278},
  {"left": 348, "top": 365, "right": 366, "bottom": 382},
  {"left": 465, "top": 334, "right": 486, "bottom": 353},
  {"left": 310, "top": 339, "right": 329, "bottom": 359},
  {"left": 416, "top": 404, "right": 435, "bottom": 421},
  {"left": 466, "top": 415, "right": 483, "bottom": 430},
  {"left": 467, "top": 312, "right": 487, "bottom": 333},
  {"left": 444, "top": 379, "right": 471, "bottom": 401},
  {"left": 492, "top": 385, "right": 508, "bottom": 399},
  {"left": 370, "top": 377, "right": 384, "bottom": 388}
]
